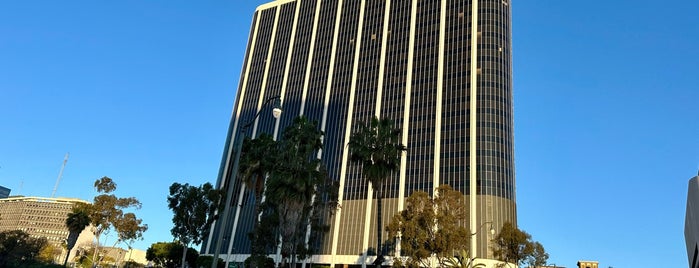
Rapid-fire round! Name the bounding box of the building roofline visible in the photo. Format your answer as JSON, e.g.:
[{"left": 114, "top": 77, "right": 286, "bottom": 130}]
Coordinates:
[{"left": 0, "top": 196, "right": 90, "bottom": 204}]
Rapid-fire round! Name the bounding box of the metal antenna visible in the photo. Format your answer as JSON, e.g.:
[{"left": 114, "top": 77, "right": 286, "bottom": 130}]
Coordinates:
[{"left": 51, "top": 153, "right": 69, "bottom": 198}]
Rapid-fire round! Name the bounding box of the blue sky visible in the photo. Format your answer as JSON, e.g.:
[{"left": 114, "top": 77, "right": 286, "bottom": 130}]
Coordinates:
[{"left": 0, "top": 1, "right": 697, "bottom": 267}]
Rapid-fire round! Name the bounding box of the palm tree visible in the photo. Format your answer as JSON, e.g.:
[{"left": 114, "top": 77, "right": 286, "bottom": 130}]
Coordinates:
[
  {"left": 238, "top": 133, "right": 277, "bottom": 258},
  {"left": 348, "top": 116, "right": 406, "bottom": 267},
  {"left": 64, "top": 204, "right": 91, "bottom": 266},
  {"left": 240, "top": 133, "right": 277, "bottom": 213},
  {"left": 265, "top": 116, "right": 324, "bottom": 267}
]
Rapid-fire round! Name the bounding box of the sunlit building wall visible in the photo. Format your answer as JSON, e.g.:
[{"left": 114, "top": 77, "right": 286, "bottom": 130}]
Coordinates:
[{"left": 0, "top": 196, "right": 92, "bottom": 248}]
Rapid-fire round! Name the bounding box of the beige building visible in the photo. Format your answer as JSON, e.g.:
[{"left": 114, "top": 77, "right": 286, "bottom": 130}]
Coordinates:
[
  {"left": 577, "top": 260, "right": 598, "bottom": 268},
  {"left": 0, "top": 196, "right": 92, "bottom": 248},
  {"left": 96, "top": 247, "right": 147, "bottom": 267}
]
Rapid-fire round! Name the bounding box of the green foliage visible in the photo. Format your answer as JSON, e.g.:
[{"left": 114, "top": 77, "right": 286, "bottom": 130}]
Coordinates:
[
  {"left": 146, "top": 241, "right": 198, "bottom": 268},
  {"left": 65, "top": 204, "right": 91, "bottom": 260},
  {"left": 168, "top": 182, "right": 223, "bottom": 267},
  {"left": 197, "top": 255, "right": 224, "bottom": 268},
  {"left": 168, "top": 182, "right": 223, "bottom": 245},
  {"left": 37, "top": 242, "right": 61, "bottom": 264},
  {"left": 491, "top": 222, "right": 549, "bottom": 267},
  {"left": 0, "top": 230, "right": 50, "bottom": 267},
  {"left": 443, "top": 249, "right": 486, "bottom": 268},
  {"left": 349, "top": 116, "right": 406, "bottom": 265},
  {"left": 71, "top": 247, "right": 117, "bottom": 268},
  {"left": 167, "top": 182, "right": 223, "bottom": 266},
  {"left": 238, "top": 133, "right": 278, "bottom": 263},
  {"left": 348, "top": 116, "right": 407, "bottom": 186},
  {"left": 386, "top": 185, "right": 470, "bottom": 267},
  {"left": 244, "top": 255, "right": 275, "bottom": 268},
  {"left": 245, "top": 116, "right": 338, "bottom": 267},
  {"left": 240, "top": 133, "right": 277, "bottom": 202},
  {"left": 123, "top": 260, "right": 146, "bottom": 268}
]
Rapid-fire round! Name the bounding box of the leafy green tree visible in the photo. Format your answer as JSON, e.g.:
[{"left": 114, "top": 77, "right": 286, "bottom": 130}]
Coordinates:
[
  {"left": 124, "top": 259, "right": 146, "bottom": 268},
  {"left": 244, "top": 255, "right": 275, "bottom": 268},
  {"left": 167, "top": 182, "right": 223, "bottom": 268},
  {"left": 197, "top": 255, "right": 224, "bottom": 268},
  {"left": 386, "top": 185, "right": 470, "bottom": 267},
  {"left": 0, "top": 230, "right": 49, "bottom": 267},
  {"left": 348, "top": 116, "right": 406, "bottom": 267},
  {"left": 146, "top": 242, "right": 175, "bottom": 267},
  {"left": 146, "top": 241, "right": 198, "bottom": 268},
  {"left": 491, "top": 222, "right": 548, "bottom": 267},
  {"left": 65, "top": 205, "right": 91, "bottom": 266},
  {"left": 259, "top": 116, "right": 339, "bottom": 267},
  {"left": 87, "top": 176, "right": 146, "bottom": 264},
  {"left": 37, "top": 242, "right": 61, "bottom": 264}
]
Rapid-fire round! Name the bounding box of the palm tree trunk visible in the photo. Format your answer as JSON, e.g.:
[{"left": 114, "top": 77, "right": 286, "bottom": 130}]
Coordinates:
[
  {"left": 63, "top": 245, "right": 72, "bottom": 266},
  {"left": 375, "top": 187, "right": 383, "bottom": 268}
]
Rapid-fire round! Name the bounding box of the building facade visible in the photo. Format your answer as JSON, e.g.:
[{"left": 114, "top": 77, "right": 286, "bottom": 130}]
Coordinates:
[
  {"left": 0, "top": 186, "right": 11, "bottom": 199},
  {"left": 205, "top": 0, "right": 516, "bottom": 266},
  {"left": 686, "top": 173, "right": 699, "bottom": 268},
  {"left": 0, "top": 196, "right": 91, "bottom": 248},
  {"left": 576, "top": 261, "right": 598, "bottom": 268}
]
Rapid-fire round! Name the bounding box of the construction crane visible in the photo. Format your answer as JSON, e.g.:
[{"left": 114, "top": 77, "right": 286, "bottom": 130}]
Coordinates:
[{"left": 50, "top": 153, "right": 69, "bottom": 198}]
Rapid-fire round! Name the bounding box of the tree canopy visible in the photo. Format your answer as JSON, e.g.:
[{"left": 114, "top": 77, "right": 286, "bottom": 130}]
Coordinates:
[
  {"left": 168, "top": 182, "right": 223, "bottom": 268},
  {"left": 236, "top": 116, "right": 339, "bottom": 267},
  {"left": 65, "top": 204, "right": 91, "bottom": 266},
  {"left": 386, "top": 185, "right": 470, "bottom": 267},
  {"left": 87, "top": 176, "right": 147, "bottom": 263},
  {"left": 491, "top": 222, "right": 549, "bottom": 267},
  {"left": 0, "top": 230, "right": 49, "bottom": 267},
  {"left": 261, "top": 116, "right": 339, "bottom": 267},
  {"left": 146, "top": 241, "right": 198, "bottom": 268}
]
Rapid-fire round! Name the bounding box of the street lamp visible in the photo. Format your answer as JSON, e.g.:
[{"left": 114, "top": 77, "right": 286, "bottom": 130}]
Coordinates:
[
  {"left": 470, "top": 221, "right": 495, "bottom": 260},
  {"left": 211, "top": 95, "right": 282, "bottom": 268},
  {"left": 471, "top": 221, "right": 495, "bottom": 236}
]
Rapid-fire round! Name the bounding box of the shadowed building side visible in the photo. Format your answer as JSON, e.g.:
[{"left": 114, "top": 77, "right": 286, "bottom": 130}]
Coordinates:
[
  {"left": 205, "top": 0, "right": 517, "bottom": 266},
  {"left": 686, "top": 173, "right": 699, "bottom": 268}
]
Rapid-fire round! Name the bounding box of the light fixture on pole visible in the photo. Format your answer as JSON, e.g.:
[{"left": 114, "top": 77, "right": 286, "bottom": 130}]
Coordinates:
[
  {"left": 471, "top": 221, "right": 495, "bottom": 237},
  {"left": 469, "top": 221, "right": 495, "bottom": 260},
  {"left": 211, "top": 95, "right": 282, "bottom": 268}
]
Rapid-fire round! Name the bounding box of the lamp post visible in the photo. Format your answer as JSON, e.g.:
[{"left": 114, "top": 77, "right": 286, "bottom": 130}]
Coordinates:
[
  {"left": 211, "top": 95, "right": 282, "bottom": 268},
  {"left": 470, "top": 221, "right": 494, "bottom": 260}
]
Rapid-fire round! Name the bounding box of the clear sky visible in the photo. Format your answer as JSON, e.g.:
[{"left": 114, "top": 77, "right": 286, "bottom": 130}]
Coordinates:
[{"left": 0, "top": 1, "right": 697, "bottom": 267}]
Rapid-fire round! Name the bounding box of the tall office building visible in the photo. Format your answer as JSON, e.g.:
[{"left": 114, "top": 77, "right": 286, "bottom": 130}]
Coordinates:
[
  {"left": 0, "top": 186, "right": 10, "bottom": 198},
  {"left": 686, "top": 173, "right": 699, "bottom": 268},
  {"left": 205, "top": 0, "right": 515, "bottom": 266}
]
